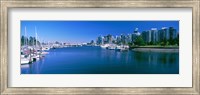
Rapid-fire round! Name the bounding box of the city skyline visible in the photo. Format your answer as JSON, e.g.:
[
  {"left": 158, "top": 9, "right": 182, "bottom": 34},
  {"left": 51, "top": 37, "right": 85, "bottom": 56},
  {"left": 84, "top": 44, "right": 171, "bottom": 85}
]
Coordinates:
[
  {"left": 21, "top": 21, "right": 179, "bottom": 44},
  {"left": 93, "top": 26, "right": 178, "bottom": 46}
]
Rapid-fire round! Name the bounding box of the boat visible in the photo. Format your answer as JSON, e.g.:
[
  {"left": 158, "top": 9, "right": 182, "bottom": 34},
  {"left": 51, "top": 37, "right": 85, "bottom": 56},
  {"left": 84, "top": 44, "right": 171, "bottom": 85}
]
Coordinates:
[
  {"left": 21, "top": 57, "right": 30, "bottom": 65},
  {"left": 52, "top": 47, "right": 56, "bottom": 49},
  {"left": 115, "top": 45, "right": 121, "bottom": 51},
  {"left": 21, "top": 54, "right": 25, "bottom": 58},
  {"left": 100, "top": 44, "right": 109, "bottom": 49},
  {"left": 41, "top": 51, "right": 49, "bottom": 55},
  {"left": 40, "top": 51, "right": 49, "bottom": 57},
  {"left": 108, "top": 44, "right": 117, "bottom": 50},
  {"left": 115, "top": 45, "right": 129, "bottom": 51},
  {"left": 108, "top": 45, "right": 116, "bottom": 50},
  {"left": 31, "top": 55, "right": 40, "bottom": 62},
  {"left": 42, "top": 47, "right": 50, "bottom": 51}
]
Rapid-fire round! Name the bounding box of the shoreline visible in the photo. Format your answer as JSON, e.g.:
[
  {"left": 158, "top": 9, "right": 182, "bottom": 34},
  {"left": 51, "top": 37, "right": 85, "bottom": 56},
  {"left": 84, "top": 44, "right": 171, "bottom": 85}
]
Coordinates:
[
  {"left": 132, "top": 48, "right": 179, "bottom": 52},
  {"left": 130, "top": 46, "right": 179, "bottom": 49}
]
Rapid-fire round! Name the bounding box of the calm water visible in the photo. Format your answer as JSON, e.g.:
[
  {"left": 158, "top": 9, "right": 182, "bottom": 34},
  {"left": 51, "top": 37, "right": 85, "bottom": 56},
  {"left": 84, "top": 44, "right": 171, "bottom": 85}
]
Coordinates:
[{"left": 21, "top": 46, "right": 179, "bottom": 74}]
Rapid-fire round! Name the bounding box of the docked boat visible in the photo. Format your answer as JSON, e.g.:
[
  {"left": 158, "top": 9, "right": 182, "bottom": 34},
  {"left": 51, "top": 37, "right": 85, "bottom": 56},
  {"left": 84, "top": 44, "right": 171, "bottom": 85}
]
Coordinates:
[
  {"left": 41, "top": 51, "right": 49, "bottom": 55},
  {"left": 100, "top": 44, "right": 109, "bottom": 49},
  {"left": 21, "top": 57, "right": 30, "bottom": 65},
  {"left": 31, "top": 55, "right": 40, "bottom": 62},
  {"left": 108, "top": 45, "right": 116, "bottom": 50},
  {"left": 40, "top": 51, "right": 49, "bottom": 57},
  {"left": 42, "top": 47, "right": 50, "bottom": 51},
  {"left": 115, "top": 45, "right": 129, "bottom": 51},
  {"left": 115, "top": 45, "right": 121, "bottom": 51}
]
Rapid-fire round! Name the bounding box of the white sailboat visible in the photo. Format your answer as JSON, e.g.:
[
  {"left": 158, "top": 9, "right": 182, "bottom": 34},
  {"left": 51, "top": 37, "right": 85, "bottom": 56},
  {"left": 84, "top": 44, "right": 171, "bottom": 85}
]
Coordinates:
[
  {"left": 21, "top": 26, "right": 30, "bottom": 65},
  {"left": 30, "top": 27, "right": 41, "bottom": 61},
  {"left": 21, "top": 57, "right": 30, "bottom": 65},
  {"left": 35, "top": 27, "right": 41, "bottom": 59}
]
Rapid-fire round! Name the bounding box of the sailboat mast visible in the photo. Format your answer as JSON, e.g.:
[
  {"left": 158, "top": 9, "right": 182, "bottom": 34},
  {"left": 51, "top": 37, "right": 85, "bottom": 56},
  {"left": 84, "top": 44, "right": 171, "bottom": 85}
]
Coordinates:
[
  {"left": 26, "top": 27, "right": 29, "bottom": 46},
  {"left": 24, "top": 26, "right": 27, "bottom": 46},
  {"left": 35, "top": 26, "right": 38, "bottom": 48}
]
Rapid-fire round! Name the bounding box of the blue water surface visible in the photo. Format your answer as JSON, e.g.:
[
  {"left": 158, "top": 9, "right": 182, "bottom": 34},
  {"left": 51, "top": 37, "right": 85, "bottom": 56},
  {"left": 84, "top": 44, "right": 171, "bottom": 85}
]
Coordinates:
[{"left": 21, "top": 46, "right": 179, "bottom": 74}]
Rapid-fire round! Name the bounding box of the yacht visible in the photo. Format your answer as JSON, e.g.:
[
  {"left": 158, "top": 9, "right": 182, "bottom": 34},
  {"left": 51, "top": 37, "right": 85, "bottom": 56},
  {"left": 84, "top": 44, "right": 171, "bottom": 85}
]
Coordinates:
[
  {"left": 42, "top": 47, "right": 50, "bottom": 51},
  {"left": 100, "top": 44, "right": 109, "bottom": 49},
  {"left": 21, "top": 57, "right": 30, "bottom": 65},
  {"left": 115, "top": 45, "right": 129, "bottom": 51}
]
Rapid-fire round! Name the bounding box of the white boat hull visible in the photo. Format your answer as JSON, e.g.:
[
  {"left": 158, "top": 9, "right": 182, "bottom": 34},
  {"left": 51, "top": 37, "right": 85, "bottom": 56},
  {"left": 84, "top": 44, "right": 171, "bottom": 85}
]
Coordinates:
[{"left": 21, "top": 58, "right": 30, "bottom": 65}]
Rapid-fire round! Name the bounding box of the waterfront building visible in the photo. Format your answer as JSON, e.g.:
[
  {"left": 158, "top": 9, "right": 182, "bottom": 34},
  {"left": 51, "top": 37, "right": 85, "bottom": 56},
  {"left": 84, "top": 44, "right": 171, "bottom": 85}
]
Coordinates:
[
  {"left": 162, "top": 27, "right": 170, "bottom": 40},
  {"left": 96, "top": 35, "right": 104, "bottom": 45},
  {"left": 127, "top": 34, "right": 132, "bottom": 43},
  {"left": 173, "top": 29, "right": 177, "bottom": 39},
  {"left": 111, "top": 35, "right": 115, "bottom": 43},
  {"left": 131, "top": 28, "right": 141, "bottom": 42},
  {"left": 146, "top": 30, "right": 152, "bottom": 43},
  {"left": 111, "top": 36, "right": 116, "bottom": 44},
  {"left": 121, "top": 34, "right": 126, "bottom": 44},
  {"left": 124, "top": 35, "right": 129, "bottom": 44},
  {"left": 90, "top": 40, "right": 95, "bottom": 45},
  {"left": 158, "top": 29, "right": 165, "bottom": 41},
  {"left": 169, "top": 27, "right": 177, "bottom": 40},
  {"left": 131, "top": 33, "right": 136, "bottom": 42},
  {"left": 134, "top": 28, "right": 139, "bottom": 33},
  {"left": 141, "top": 31, "right": 147, "bottom": 43},
  {"left": 96, "top": 37, "right": 100, "bottom": 45},
  {"left": 116, "top": 36, "right": 121, "bottom": 44},
  {"left": 151, "top": 28, "right": 158, "bottom": 43},
  {"left": 103, "top": 35, "right": 108, "bottom": 44},
  {"left": 107, "top": 34, "right": 113, "bottom": 44}
]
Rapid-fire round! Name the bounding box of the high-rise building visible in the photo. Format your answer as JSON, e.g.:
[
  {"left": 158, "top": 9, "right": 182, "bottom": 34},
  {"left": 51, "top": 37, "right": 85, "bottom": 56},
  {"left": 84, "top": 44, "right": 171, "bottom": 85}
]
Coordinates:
[
  {"left": 141, "top": 31, "right": 147, "bottom": 43},
  {"left": 162, "top": 27, "right": 170, "bottom": 40},
  {"left": 96, "top": 35, "right": 104, "bottom": 45},
  {"left": 116, "top": 36, "right": 121, "bottom": 44},
  {"left": 121, "top": 34, "right": 126, "bottom": 44},
  {"left": 146, "top": 30, "right": 151, "bottom": 43},
  {"left": 169, "top": 27, "right": 177, "bottom": 40},
  {"left": 151, "top": 28, "right": 158, "bottom": 43},
  {"left": 127, "top": 34, "right": 132, "bottom": 43},
  {"left": 103, "top": 35, "right": 108, "bottom": 44},
  {"left": 141, "top": 30, "right": 151, "bottom": 43},
  {"left": 131, "top": 28, "right": 141, "bottom": 42},
  {"left": 158, "top": 29, "right": 165, "bottom": 41},
  {"left": 111, "top": 35, "right": 115, "bottom": 43},
  {"left": 107, "top": 34, "right": 112, "bottom": 44},
  {"left": 134, "top": 28, "right": 138, "bottom": 33},
  {"left": 173, "top": 29, "right": 177, "bottom": 39}
]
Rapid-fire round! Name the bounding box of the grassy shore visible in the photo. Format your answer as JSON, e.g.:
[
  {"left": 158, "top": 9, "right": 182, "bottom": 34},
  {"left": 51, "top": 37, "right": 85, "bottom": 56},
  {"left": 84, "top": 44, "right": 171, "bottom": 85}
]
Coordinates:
[
  {"left": 130, "top": 45, "right": 179, "bottom": 52},
  {"left": 130, "top": 45, "right": 179, "bottom": 49}
]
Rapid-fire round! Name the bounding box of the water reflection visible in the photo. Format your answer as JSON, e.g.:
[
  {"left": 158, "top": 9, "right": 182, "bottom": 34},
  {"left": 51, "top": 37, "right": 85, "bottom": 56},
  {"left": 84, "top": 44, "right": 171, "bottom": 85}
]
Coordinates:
[{"left": 133, "top": 51, "right": 178, "bottom": 64}]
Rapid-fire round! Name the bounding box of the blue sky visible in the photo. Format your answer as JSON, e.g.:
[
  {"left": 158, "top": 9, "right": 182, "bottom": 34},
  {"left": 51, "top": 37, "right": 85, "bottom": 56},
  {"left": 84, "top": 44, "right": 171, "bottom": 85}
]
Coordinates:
[{"left": 21, "top": 21, "right": 179, "bottom": 44}]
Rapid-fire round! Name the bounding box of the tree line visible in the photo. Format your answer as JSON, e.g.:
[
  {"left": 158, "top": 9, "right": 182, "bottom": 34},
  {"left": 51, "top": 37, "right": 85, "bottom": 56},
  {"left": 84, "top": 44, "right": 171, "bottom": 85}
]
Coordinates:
[
  {"left": 21, "top": 36, "right": 41, "bottom": 46},
  {"left": 129, "top": 34, "right": 179, "bottom": 46}
]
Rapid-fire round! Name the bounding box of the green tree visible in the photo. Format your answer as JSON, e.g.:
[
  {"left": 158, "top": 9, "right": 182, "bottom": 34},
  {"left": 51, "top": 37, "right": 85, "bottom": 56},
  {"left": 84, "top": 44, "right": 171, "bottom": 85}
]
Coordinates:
[
  {"left": 176, "top": 34, "right": 179, "bottom": 46},
  {"left": 134, "top": 36, "right": 145, "bottom": 46},
  {"left": 160, "top": 42, "right": 165, "bottom": 46},
  {"left": 21, "top": 36, "right": 25, "bottom": 46},
  {"left": 28, "top": 36, "right": 37, "bottom": 46},
  {"left": 149, "top": 41, "right": 153, "bottom": 45},
  {"left": 166, "top": 41, "right": 170, "bottom": 45}
]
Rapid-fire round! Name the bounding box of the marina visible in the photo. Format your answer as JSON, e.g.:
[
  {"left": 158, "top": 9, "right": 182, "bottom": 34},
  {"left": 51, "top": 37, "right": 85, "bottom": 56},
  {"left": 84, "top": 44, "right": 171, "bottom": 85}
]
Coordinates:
[{"left": 20, "top": 41, "right": 131, "bottom": 64}]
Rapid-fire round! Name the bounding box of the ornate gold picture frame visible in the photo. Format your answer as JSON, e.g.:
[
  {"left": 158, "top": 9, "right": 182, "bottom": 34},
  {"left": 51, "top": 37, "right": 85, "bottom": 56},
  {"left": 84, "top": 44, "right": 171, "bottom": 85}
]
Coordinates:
[{"left": 1, "top": 0, "right": 199, "bottom": 94}]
